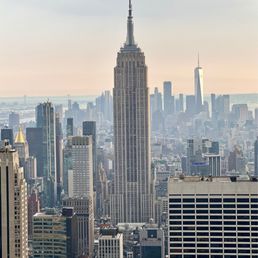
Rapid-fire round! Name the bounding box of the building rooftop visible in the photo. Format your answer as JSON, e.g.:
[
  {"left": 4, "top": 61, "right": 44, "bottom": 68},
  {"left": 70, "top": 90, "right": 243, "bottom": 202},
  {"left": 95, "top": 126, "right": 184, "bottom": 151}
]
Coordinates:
[
  {"left": 168, "top": 176, "right": 258, "bottom": 195},
  {"left": 169, "top": 175, "right": 257, "bottom": 184}
]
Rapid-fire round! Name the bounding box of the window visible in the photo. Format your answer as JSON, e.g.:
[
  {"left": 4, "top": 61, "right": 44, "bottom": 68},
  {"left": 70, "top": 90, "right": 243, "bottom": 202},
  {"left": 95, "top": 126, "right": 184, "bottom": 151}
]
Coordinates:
[
  {"left": 210, "top": 198, "right": 222, "bottom": 202},
  {"left": 170, "top": 198, "right": 181, "bottom": 203},
  {"left": 183, "top": 198, "right": 195, "bottom": 202},
  {"left": 237, "top": 198, "right": 249, "bottom": 202},
  {"left": 197, "top": 198, "right": 208, "bottom": 202},
  {"left": 223, "top": 198, "right": 235, "bottom": 202}
]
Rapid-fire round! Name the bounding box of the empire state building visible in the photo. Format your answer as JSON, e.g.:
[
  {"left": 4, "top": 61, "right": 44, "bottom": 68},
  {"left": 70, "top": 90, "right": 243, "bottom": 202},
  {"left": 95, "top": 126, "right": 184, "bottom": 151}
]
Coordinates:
[{"left": 111, "top": 0, "right": 154, "bottom": 224}]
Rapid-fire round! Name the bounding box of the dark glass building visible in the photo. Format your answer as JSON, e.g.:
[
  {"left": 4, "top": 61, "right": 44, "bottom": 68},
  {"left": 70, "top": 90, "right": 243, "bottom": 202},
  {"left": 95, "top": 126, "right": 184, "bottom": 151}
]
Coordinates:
[
  {"left": 66, "top": 118, "right": 74, "bottom": 137},
  {"left": 26, "top": 127, "right": 43, "bottom": 177},
  {"left": 1, "top": 127, "right": 14, "bottom": 146},
  {"left": 36, "top": 102, "right": 56, "bottom": 207}
]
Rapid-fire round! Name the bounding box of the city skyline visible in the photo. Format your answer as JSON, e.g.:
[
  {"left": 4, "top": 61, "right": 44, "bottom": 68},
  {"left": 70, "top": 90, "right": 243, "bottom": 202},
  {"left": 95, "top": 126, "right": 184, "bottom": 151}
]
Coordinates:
[
  {"left": 0, "top": 1, "right": 257, "bottom": 257},
  {"left": 0, "top": 0, "right": 258, "bottom": 96}
]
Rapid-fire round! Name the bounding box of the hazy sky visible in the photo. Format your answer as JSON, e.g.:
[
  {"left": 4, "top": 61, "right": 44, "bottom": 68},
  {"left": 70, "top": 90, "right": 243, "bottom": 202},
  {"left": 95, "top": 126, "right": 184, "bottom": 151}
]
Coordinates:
[{"left": 0, "top": 0, "right": 257, "bottom": 96}]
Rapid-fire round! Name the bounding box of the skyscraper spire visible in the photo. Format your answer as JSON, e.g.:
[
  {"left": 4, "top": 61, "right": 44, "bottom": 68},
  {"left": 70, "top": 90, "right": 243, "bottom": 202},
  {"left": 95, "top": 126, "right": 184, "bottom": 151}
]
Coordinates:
[
  {"left": 129, "top": 0, "right": 132, "bottom": 17},
  {"left": 198, "top": 52, "right": 200, "bottom": 67},
  {"left": 126, "top": 0, "right": 135, "bottom": 46}
]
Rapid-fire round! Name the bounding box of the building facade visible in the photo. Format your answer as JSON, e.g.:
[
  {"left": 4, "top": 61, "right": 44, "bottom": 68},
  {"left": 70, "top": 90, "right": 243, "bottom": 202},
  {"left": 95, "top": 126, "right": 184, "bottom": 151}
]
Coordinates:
[
  {"left": 0, "top": 142, "right": 28, "bottom": 258},
  {"left": 168, "top": 176, "right": 258, "bottom": 257},
  {"left": 98, "top": 228, "right": 123, "bottom": 258},
  {"left": 62, "top": 197, "right": 94, "bottom": 257},
  {"left": 68, "top": 136, "right": 93, "bottom": 198},
  {"left": 138, "top": 223, "right": 165, "bottom": 258},
  {"left": 255, "top": 138, "right": 258, "bottom": 177},
  {"left": 33, "top": 208, "right": 77, "bottom": 257},
  {"left": 163, "top": 81, "right": 173, "bottom": 116}
]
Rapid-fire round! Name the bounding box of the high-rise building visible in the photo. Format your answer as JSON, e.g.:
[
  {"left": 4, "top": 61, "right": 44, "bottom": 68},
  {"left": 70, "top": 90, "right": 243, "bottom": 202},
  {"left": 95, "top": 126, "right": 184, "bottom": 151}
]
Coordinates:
[
  {"left": 97, "top": 90, "right": 114, "bottom": 122},
  {"left": 36, "top": 102, "right": 57, "bottom": 207},
  {"left": 211, "top": 93, "right": 216, "bottom": 120},
  {"left": 168, "top": 176, "right": 258, "bottom": 257},
  {"left": 153, "top": 87, "right": 163, "bottom": 113},
  {"left": 62, "top": 197, "right": 94, "bottom": 257},
  {"left": 138, "top": 222, "right": 165, "bottom": 258},
  {"left": 66, "top": 117, "right": 74, "bottom": 137},
  {"left": 194, "top": 57, "right": 204, "bottom": 114},
  {"left": 1, "top": 127, "right": 14, "bottom": 146},
  {"left": 55, "top": 113, "right": 63, "bottom": 203},
  {"left": 25, "top": 156, "right": 37, "bottom": 180},
  {"left": 163, "top": 81, "right": 173, "bottom": 115},
  {"left": 255, "top": 108, "right": 258, "bottom": 126},
  {"left": 0, "top": 142, "right": 28, "bottom": 257},
  {"left": 33, "top": 208, "right": 78, "bottom": 257},
  {"left": 97, "top": 163, "right": 110, "bottom": 218},
  {"left": 204, "top": 154, "right": 221, "bottom": 176},
  {"left": 68, "top": 136, "right": 93, "bottom": 198},
  {"left": 179, "top": 93, "right": 184, "bottom": 112},
  {"left": 187, "top": 138, "right": 220, "bottom": 176},
  {"left": 8, "top": 112, "right": 20, "bottom": 131},
  {"left": 63, "top": 137, "right": 73, "bottom": 195},
  {"left": 232, "top": 104, "right": 249, "bottom": 123},
  {"left": 55, "top": 104, "right": 63, "bottom": 119},
  {"left": 185, "top": 95, "right": 195, "bottom": 116},
  {"left": 28, "top": 188, "right": 40, "bottom": 239},
  {"left": 255, "top": 138, "right": 258, "bottom": 177},
  {"left": 26, "top": 127, "right": 43, "bottom": 177},
  {"left": 111, "top": 0, "right": 154, "bottom": 224},
  {"left": 215, "top": 94, "right": 231, "bottom": 120},
  {"left": 83, "top": 121, "right": 97, "bottom": 187},
  {"left": 98, "top": 228, "right": 123, "bottom": 258},
  {"left": 151, "top": 88, "right": 164, "bottom": 131}
]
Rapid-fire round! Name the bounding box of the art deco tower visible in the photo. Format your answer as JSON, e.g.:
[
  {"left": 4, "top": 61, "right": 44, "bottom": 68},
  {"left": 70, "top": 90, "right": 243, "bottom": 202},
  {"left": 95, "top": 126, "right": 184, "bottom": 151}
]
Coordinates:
[
  {"left": 111, "top": 0, "right": 154, "bottom": 224},
  {"left": 194, "top": 55, "right": 204, "bottom": 114}
]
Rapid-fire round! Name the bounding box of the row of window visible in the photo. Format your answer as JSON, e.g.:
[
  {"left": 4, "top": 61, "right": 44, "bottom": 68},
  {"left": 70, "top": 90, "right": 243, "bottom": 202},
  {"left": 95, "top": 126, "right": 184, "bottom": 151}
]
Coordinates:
[
  {"left": 169, "top": 237, "right": 258, "bottom": 242},
  {"left": 169, "top": 198, "right": 258, "bottom": 203},
  {"left": 170, "top": 221, "right": 258, "bottom": 225},
  {"left": 170, "top": 232, "right": 258, "bottom": 237},
  {"left": 170, "top": 215, "right": 258, "bottom": 219},
  {"left": 169, "top": 209, "right": 258, "bottom": 214},
  {"left": 170, "top": 249, "right": 258, "bottom": 254},
  {"left": 170, "top": 243, "right": 258, "bottom": 247},
  {"left": 169, "top": 226, "right": 258, "bottom": 231},
  {"left": 170, "top": 204, "right": 258, "bottom": 208},
  {"left": 170, "top": 255, "right": 255, "bottom": 258}
]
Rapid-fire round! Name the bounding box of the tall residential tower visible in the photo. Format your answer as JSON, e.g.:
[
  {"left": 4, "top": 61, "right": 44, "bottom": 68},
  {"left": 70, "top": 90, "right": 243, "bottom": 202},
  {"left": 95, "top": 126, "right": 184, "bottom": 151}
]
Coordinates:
[{"left": 111, "top": 0, "right": 154, "bottom": 224}]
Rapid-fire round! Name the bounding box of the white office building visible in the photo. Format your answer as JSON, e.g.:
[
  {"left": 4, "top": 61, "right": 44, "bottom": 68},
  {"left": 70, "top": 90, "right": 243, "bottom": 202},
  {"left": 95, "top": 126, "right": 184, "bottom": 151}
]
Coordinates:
[
  {"left": 98, "top": 229, "right": 123, "bottom": 258},
  {"left": 168, "top": 176, "right": 258, "bottom": 257},
  {"left": 68, "top": 136, "right": 93, "bottom": 198}
]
